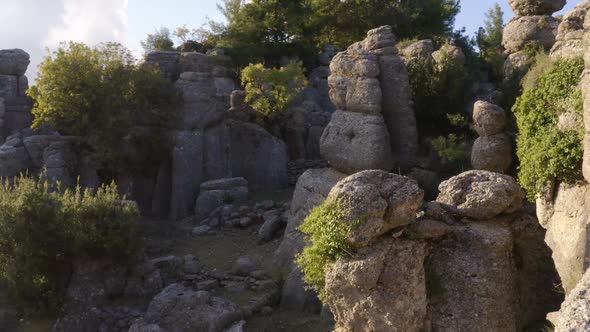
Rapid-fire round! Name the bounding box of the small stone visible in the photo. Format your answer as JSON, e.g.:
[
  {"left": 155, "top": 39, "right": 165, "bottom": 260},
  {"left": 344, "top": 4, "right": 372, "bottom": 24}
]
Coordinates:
[
  {"left": 192, "top": 225, "right": 212, "bottom": 236},
  {"left": 231, "top": 257, "right": 259, "bottom": 277}
]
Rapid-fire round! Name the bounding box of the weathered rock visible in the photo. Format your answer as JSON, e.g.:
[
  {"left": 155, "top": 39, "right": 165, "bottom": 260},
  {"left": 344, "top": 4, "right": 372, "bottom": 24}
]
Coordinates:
[
  {"left": 325, "top": 237, "right": 427, "bottom": 332},
  {"left": 144, "top": 51, "right": 181, "bottom": 80},
  {"left": 195, "top": 178, "right": 249, "bottom": 220},
  {"left": 550, "top": 1, "right": 590, "bottom": 58},
  {"left": 436, "top": 170, "right": 525, "bottom": 220},
  {"left": 0, "top": 75, "right": 17, "bottom": 99},
  {"left": 228, "top": 120, "right": 288, "bottom": 190},
  {"left": 473, "top": 101, "right": 506, "bottom": 136},
  {"left": 179, "top": 52, "right": 215, "bottom": 73},
  {"left": 0, "top": 49, "right": 30, "bottom": 76},
  {"left": 361, "top": 26, "right": 397, "bottom": 53},
  {"left": 169, "top": 130, "right": 203, "bottom": 220},
  {"left": 132, "top": 284, "right": 242, "bottom": 332},
  {"left": 537, "top": 182, "right": 590, "bottom": 293},
  {"left": 320, "top": 110, "right": 393, "bottom": 174},
  {"left": 504, "top": 51, "right": 531, "bottom": 80},
  {"left": 508, "top": 0, "right": 566, "bottom": 16},
  {"left": 327, "top": 75, "right": 382, "bottom": 114},
  {"left": 174, "top": 72, "right": 222, "bottom": 130},
  {"left": 557, "top": 111, "right": 582, "bottom": 132},
  {"left": 502, "top": 16, "right": 559, "bottom": 54},
  {"left": 428, "top": 222, "right": 519, "bottom": 332},
  {"left": 471, "top": 134, "right": 513, "bottom": 173},
  {"left": 554, "top": 269, "right": 590, "bottom": 331},
  {"left": 0, "top": 145, "right": 30, "bottom": 177},
  {"left": 327, "top": 170, "right": 424, "bottom": 247},
  {"left": 231, "top": 257, "right": 259, "bottom": 277},
  {"left": 258, "top": 213, "right": 286, "bottom": 243},
  {"left": 42, "top": 140, "right": 77, "bottom": 187},
  {"left": 379, "top": 55, "right": 418, "bottom": 170},
  {"left": 432, "top": 44, "right": 466, "bottom": 66},
  {"left": 400, "top": 40, "right": 434, "bottom": 61}
]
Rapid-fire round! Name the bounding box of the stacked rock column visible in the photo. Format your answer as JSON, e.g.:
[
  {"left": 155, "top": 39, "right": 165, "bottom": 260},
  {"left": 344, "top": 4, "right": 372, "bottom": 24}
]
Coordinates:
[
  {"left": 502, "top": 0, "right": 563, "bottom": 81},
  {"left": 471, "top": 100, "right": 512, "bottom": 173},
  {"left": 0, "top": 49, "right": 31, "bottom": 140}
]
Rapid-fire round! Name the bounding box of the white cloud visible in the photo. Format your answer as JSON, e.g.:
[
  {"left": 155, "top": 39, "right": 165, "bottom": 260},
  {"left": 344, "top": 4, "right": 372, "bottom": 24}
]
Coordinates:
[{"left": 0, "top": 0, "right": 129, "bottom": 81}]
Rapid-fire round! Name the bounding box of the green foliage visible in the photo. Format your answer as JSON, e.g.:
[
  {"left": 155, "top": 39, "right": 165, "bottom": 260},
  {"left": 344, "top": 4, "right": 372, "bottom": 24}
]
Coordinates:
[
  {"left": 241, "top": 62, "right": 307, "bottom": 121},
  {"left": 406, "top": 47, "right": 473, "bottom": 138},
  {"left": 0, "top": 176, "right": 141, "bottom": 312},
  {"left": 513, "top": 58, "right": 584, "bottom": 199},
  {"left": 28, "top": 42, "right": 180, "bottom": 180},
  {"left": 207, "top": 0, "right": 461, "bottom": 66},
  {"left": 432, "top": 133, "right": 469, "bottom": 163},
  {"left": 477, "top": 3, "right": 505, "bottom": 81},
  {"left": 296, "top": 199, "right": 360, "bottom": 302},
  {"left": 140, "top": 27, "right": 175, "bottom": 54}
]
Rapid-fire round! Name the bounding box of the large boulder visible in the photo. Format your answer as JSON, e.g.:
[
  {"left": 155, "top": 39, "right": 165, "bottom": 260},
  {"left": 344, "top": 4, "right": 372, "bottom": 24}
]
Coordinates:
[
  {"left": 471, "top": 134, "right": 513, "bottom": 173},
  {"left": 432, "top": 44, "right": 466, "bottom": 66},
  {"left": 537, "top": 182, "right": 590, "bottom": 293},
  {"left": 550, "top": 1, "right": 590, "bottom": 59},
  {"left": 129, "top": 284, "right": 242, "bottom": 332},
  {"left": 320, "top": 110, "right": 393, "bottom": 174},
  {"left": 169, "top": 130, "right": 204, "bottom": 220},
  {"left": 195, "top": 178, "right": 249, "bottom": 220},
  {"left": 554, "top": 269, "right": 590, "bottom": 331},
  {"left": 502, "top": 16, "right": 559, "bottom": 54},
  {"left": 436, "top": 170, "right": 525, "bottom": 220},
  {"left": 508, "top": 0, "right": 566, "bottom": 16},
  {"left": 472, "top": 101, "right": 506, "bottom": 136},
  {"left": 228, "top": 120, "right": 288, "bottom": 190},
  {"left": 327, "top": 170, "right": 424, "bottom": 248},
  {"left": 504, "top": 51, "right": 531, "bottom": 80},
  {"left": 428, "top": 222, "right": 519, "bottom": 332},
  {"left": 144, "top": 51, "right": 181, "bottom": 80},
  {"left": 174, "top": 72, "right": 222, "bottom": 130},
  {"left": 0, "top": 49, "right": 30, "bottom": 76},
  {"left": 400, "top": 40, "right": 434, "bottom": 62},
  {"left": 325, "top": 237, "right": 427, "bottom": 332}
]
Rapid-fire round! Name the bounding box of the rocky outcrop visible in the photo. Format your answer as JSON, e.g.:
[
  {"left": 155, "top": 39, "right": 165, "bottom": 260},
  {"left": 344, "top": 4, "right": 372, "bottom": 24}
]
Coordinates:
[
  {"left": 553, "top": 269, "right": 590, "bottom": 331},
  {"left": 471, "top": 101, "right": 512, "bottom": 173},
  {"left": 325, "top": 237, "right": 427, "bottom": 332},
  {"left": 436, "top": 170, "right": 525, "bottom": 220},
  {"left": 503, "top": 15, "right": 559, "bottom": 55},
  {"left": 400, "top": 40, "right": 434, "bottom": 62},
  {"left": 326, "top": 25, "right": 418, "bottom": 172},
  {"left": 128, "top": 284, "right": 242, "bottom": 332},
  {"left": 508, "top": 0, "right": 566, "bottom": 16},
  {"left": 195, "top": 178, "right": 249, "bottom": 220},
  {"left": 327, "top": 170, "right": 423, "bottom": 248},
  {"left": 550, "top": 1, "right": 590, "bottom": 59},
  {"left": 0, "top": 49, "right": 32, "bottom": 140}
]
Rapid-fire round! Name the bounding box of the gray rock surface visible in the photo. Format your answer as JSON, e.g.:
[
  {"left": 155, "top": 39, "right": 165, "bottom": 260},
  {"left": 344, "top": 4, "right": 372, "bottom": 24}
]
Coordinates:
[
  {"left": 502, "top": 15, "right": 559, "bottom": 54},
  {"left": 325, "top": 237, "right": 427, "bottom": 332},
  {"left": 550, "top": 1, "right": 590, "bottom": 59},
  {"left": 0, "top": 49, "right": 30, "bottom": 76},
  {"left": 400, "top": 40, "right": 434, "bottom": 61},
  {"left": 508, "top": 0, "right": 566, "bottom": 16},
  {"left": 471, "top": 134, "right": 513, "bottom": 173},
  {"left": 436, "top": 170, "right": 525, "bottom": 220},
  {"left": 554, "top": 269, "right": 590, "bottom": 332},
  {"left": 327, "top": 170, "right": 424, "bottom": 247},
  {"left": 504, "top": 51, "right": 530, "bottom": 80},
  {"left": 169, "top": 130, "right": 203, "bottom": 220},
  {"left": 320, "top": 110, "right": 393, "bottom": 174},
  {"left": 473, "top": 101, "right": 506, "bottom": 136},
  {"left": 195, "top": 178, "right": 249, "bottom": 220}
]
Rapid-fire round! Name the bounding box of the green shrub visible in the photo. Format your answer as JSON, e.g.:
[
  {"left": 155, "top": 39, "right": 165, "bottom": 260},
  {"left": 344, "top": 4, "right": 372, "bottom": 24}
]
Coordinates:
[
  {"left": 432, "top": 133, "right": 470, "bottom": 163},
  {"left": 0, "top": 176, "right": 141, "bottom": 313},
  {"left": 296, "top": 199, "right": 361, "bottom": 302},
  {"left": 241, "top": 62, "right": 307, "bottom": 121},
  {"left": 28, "top": 42, "right": 180, "bottom": 181},
  {"left": 513, "top": 57, "right": 584, "bottom": 199}
]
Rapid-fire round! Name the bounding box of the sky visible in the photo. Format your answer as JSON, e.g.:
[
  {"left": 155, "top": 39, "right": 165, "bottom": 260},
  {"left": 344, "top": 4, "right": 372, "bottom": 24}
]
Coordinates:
[{"left": 0, "top": 0, "right": 584, "bottom": 81}]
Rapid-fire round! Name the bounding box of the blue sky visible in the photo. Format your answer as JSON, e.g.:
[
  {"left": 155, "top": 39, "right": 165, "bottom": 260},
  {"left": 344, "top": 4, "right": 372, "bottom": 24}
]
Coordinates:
[{"left": 0, "top": 0, "right": 585, "bottom": 80}]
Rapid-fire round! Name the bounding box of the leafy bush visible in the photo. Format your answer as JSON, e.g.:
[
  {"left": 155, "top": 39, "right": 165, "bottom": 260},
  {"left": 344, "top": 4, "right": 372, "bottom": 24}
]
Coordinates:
[
  {"left": 296, "top": 199, "right": 360, "bottom": 302},
  {"left": 28, "top": 42, "right": 180, "bottom": 180},
  {"left": 432, "top": 133, "right": 470, "bottom": 163},
  {"left": 0, "top": 176, "right": 141, "bottom": 312},
  {"left": 513, "top": 57, "right": 584, "bottom": 199},
  {"left": 241, "top": 62, "right": 307, "bottom": 121},
  {"left": 140, "top": 27, "right": 175, "bottom": 54},
  {"left": 476, "top": 3, "right": 505, "bottom": 82}
]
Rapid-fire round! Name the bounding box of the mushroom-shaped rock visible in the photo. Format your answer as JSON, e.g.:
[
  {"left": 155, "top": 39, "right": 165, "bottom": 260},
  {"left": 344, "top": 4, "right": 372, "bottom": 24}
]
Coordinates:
[
  {"left": 471, "top": 134, "right": 513, "bottom": 173},
  {"left": 400, "top": 40, "right": 434, "bottom": 61},
  {"left": 502, "top": 16, "right": 559, "bottom": 54},
  {"left": 436, "top": 170, "right": 525, "bottom": 220},
  {"left": 320, "top": 111, "right": 393, "bottom": 174},
  {"left": 508, "top": 0, "right": 566, "bottom": 16},
  {"left": 327, "top": 170, "right": 424, "bottom": 247},
  {"left": 473, "top": 101, "right": 506, "bottom": 136},
  {"left": 0, "top": 49, "right": 30, "bottom": 76}
]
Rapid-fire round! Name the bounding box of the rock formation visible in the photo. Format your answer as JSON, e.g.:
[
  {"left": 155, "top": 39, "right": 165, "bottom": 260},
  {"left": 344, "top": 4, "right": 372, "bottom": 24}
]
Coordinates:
[
  {"left": 553, "top": 269, "right": 590, "bottom": 331},
  {"left": 550, "top": 1, "right": 590, "bottom": 58},
  {"left": 274, "top": 25, "right": 419, "bottom": 312},
  {"left": 502, "top": 0, "right": 562, "bottom": 80},
  {"left": 0, "top": 49, "right": 31, "bottom": 141},
  {"left": 470, "top": 100, "right": 513, "bottom": 173},
  {"left": 323, "top": 170, "right": 561, "bottom": 332}
]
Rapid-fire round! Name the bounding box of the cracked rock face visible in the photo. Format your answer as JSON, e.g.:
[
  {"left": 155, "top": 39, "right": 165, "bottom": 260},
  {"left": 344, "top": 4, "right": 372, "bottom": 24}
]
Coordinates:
[
  {"left": 327, "top": 170, "right": 424, "bottom": 248},
  {"left": 436, "top": 170, "right": 525, "bottom": 220}
]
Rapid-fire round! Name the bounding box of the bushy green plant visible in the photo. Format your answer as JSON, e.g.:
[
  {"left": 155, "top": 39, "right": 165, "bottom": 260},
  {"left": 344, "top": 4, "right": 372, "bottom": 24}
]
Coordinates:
[
  {"left": 140, "top": 27, "right": 175, "bottom": 54},
  {"left": 432, "top": 133, "right": 469, "bottom": 163},
  {"left": 0, "top": 176, "right": 141, "bottom": 312},
  {"left": 476, "top": 3, "right": 505, "bottom": 82},
  {"left": 296, "top": 199, "right": 360, "bottom": 302},
  {"left": 241, "top": 62, "right": 307, "bottom": 121},
  {"left": 28, "top": 42, "right": 180, "bottom": 180},
  {"left": 513, "top": 57, "right": 584, "bottom": 199}
]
